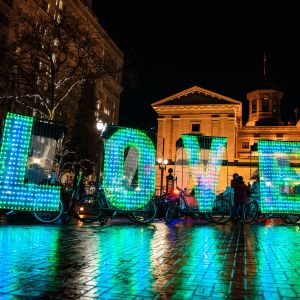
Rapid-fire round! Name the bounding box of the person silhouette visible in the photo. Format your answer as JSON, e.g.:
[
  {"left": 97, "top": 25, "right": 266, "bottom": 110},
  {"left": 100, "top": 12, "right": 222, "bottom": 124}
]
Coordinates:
[
  {"left": 231, "top": 173, "right": 239, "bottom": 188},
  {"left": 233, "top": 176, "right": 250, "bottom": 219}
]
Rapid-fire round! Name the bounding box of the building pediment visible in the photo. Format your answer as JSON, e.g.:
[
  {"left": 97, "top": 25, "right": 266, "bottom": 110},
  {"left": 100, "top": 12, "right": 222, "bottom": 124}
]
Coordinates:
[{"left": 151, "top": 86, "right": 241, "bottom": 107}]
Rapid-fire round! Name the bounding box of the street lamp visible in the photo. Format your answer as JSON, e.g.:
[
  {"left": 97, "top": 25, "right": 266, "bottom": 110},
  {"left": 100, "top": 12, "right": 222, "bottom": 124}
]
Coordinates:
[
  {"left": 96, "top": 120, "right": 106, "bottom": 189},
  {"left": 158, "top": 158, "right": 168, "bottom": 196}
]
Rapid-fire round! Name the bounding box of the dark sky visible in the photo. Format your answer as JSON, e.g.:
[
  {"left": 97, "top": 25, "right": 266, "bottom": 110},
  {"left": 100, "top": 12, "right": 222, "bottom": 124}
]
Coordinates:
[{"left": 92, "top": 3, "right": 300, "bottom": 130}]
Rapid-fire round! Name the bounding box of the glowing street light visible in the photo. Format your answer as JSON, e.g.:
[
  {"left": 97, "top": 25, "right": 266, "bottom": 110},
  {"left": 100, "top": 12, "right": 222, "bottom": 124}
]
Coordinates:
[
  {"left": 96, "top": 120, "right": 106, "bottom": 133},
  {"left": 96, "top": 119, "right": 106, "bottom": 188},
  {"left": 158, "top": 157, "right": 168, "bottom": 196}
]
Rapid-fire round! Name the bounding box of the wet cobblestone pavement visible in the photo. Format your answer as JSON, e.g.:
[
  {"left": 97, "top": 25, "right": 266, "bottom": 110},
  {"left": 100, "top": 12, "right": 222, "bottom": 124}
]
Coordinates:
[{"left": 1, "top": 216, "right": 300, "bottom": 299}]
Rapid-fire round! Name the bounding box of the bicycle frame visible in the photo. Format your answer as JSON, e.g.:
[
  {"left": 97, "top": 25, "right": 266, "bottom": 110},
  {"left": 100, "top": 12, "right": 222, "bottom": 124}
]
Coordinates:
[
  {"left": 165, "top": 187, "right": 233, "bottom": 224},
  {"left": 89, "top": 187, "right": 157, "bottom": 224}
]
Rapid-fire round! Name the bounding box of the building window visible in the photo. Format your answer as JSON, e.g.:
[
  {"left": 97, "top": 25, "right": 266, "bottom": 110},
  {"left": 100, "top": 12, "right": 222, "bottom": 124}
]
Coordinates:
[
  {"left": 1, "top": 34, "right": 7, "bottom": 47},
  {"left": 252, "top": 100, "right": 257, "bottom": 113},
  {"left": 262, "top": 97, "right": 270, "bottom": 112},
  {"left": 41, "top": 0, "right": 48, "bottom": 12},
  {"left": 47, "top": 3, "right": 51, "bottom": 13},
  {"left": 53, "top": 38, "right": 59, "bottom": 46},
  {"left": 58, "top": 0, "right": 64, "bottom": 10},
  {"left": 51, "top": 54, "right": 57, "bottom": 64},
  {"left": 56, "top": 13, "right": 62, "bottom": 23},
  {"left": 242, "top": 141, "right": 250, "bottom": 149},
  {"left": 273, "top": 100, "right": 278, "bottom": 113},
  {"left": 104, "top": 107, "right": 110, "bottom": 116},
  {"left": 0, "top": 13, "right": 9, "bottom": 26},
  {"left": 3, "top": 0, "right": 13, "bottom": 7},
  {"left": 191, "top": 123, "right": 200, "bottom": 132}
]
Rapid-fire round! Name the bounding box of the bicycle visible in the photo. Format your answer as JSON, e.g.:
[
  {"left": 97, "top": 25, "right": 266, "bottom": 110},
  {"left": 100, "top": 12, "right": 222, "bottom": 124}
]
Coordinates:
[
  {"left": 0, "top": 196, "right": 64, "bottom": 224},
  {"left": 80, "top": 187, "right": 157, "bottom": 225},
  {"left": 33, "top": 171, "right": 102, "bottom": 224},
  {"left": 243, "top": 194, "right": 300, "bottom": 224},
  {"left": 164, "top": 187, "right": 233, "bottom": 224}
]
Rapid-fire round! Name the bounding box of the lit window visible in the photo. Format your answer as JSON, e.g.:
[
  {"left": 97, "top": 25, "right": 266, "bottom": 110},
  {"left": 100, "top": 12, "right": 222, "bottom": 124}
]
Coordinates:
[
  {"left": 191, "top": 123, "right": 200, "bottom": 132},
  {"left": 56, "top": 13, "right": 61, "bottom": 23},
  {"left": 15, "top": 47, "right": 21, "bottom": 54},
  {"left": 104, "top": 108, "right": 110, "bottom": 116},
  {"left": 47, "top": 3, "right": 51, "bottom": 13},
  {"left": 242, "top": 141, "right": 249, "bottom": 149},
  {"left": 53, "top": 38, "right": 59, "bottom": 46},
  {"left": 59, "top": 0, "right": 64, "bottom": 10},
  {"left": 52, "top": 54, "right": 56, "bottom": 63}
]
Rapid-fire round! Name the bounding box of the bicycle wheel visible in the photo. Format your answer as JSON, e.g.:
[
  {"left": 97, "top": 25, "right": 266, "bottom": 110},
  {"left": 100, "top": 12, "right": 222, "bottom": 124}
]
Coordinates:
[
  {"left": 61, "top": 212, "right": 70, "bottom": 224},
  {"left": 209, "top": 198, "right": 232, "bottom": 224},
  {"left": 32, "top": 199, "right": 64, "bottom": 224},
  {"left": 286, "top": 214, "right": 300, "bottom": 225},
  {"left": 243, "top": 201, "right": 259, "bottom": 224},
  {"left": 165, "top": 202, "right": 179, "bottom": 223},
  {"left": 127, "top": 212, "right": 138, "bottom": 223},
  {"left": 281, "top": 215, "right": 292, "bottom": 224},
  {"left": 75, "top": 194, "right": 102, "bottom": 223},
  {"left": 132, "top": 200, "right": 157, "bottom": 224}
]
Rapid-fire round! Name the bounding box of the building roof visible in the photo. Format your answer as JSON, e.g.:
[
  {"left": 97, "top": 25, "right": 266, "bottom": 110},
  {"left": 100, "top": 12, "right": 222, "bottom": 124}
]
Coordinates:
[{"left": 151, "top": 86, "right": 241, "bottom": 107}]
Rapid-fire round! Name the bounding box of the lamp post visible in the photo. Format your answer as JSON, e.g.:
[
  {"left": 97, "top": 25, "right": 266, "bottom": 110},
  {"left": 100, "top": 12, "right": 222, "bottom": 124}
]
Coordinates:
[
  {"left": 158, "top": 158, "right": 168, "bottom": 196},
  {"left": 96, "top": 120, "right": 106, "bottom": 189}
]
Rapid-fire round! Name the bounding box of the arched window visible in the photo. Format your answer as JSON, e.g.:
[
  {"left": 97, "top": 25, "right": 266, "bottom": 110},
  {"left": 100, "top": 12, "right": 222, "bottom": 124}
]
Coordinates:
[
  {"left": 252, "top": 100, "right": 257, "bottom": 113},
  {"left": 262, "top": 97, "right": 270, "bottom": 112}
]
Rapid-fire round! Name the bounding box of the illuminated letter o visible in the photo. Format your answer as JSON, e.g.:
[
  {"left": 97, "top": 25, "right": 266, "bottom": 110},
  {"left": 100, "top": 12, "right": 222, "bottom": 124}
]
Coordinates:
[{"left": 102, "top": 128, "right": 156, "bottom": 210}]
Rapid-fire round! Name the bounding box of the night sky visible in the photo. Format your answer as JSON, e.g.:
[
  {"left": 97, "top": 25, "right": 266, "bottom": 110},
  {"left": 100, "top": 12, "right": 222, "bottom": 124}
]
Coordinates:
[{"left": 92, "top": 3, "right": 300, "bottom": 131}]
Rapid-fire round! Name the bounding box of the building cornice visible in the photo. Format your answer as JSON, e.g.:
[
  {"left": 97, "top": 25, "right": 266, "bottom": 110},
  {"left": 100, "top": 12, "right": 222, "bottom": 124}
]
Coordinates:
[
  {"left": 247, "top": 89, "right": 283, "bottom": 99},
  {"left": 239, "top": 126, "right": 300, "bottom": 132},
  {"left": 151, "top": 86, "right": 241, "bottom": 106},
  {"left": 154, "top": 104, "right": 241, "bottom": 115}
]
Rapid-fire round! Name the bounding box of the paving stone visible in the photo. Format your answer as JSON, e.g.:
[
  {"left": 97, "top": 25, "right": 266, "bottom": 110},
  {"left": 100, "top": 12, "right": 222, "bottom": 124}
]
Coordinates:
[{"left": 1, "top": 217, "right": 300, "bottom": 299}]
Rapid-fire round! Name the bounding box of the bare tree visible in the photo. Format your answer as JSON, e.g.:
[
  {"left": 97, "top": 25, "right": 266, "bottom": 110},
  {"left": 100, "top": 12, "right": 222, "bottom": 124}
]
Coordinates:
[{"left": 0, "top": 0, "right": 119, "bottom": 121}]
